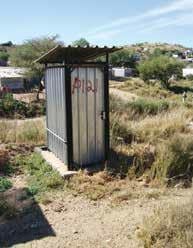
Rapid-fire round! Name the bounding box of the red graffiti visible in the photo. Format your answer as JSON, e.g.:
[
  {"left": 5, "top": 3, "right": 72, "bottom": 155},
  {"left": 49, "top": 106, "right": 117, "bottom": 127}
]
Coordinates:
[{"left": 72, "top": 77, "right": 98, "bottom": 94}]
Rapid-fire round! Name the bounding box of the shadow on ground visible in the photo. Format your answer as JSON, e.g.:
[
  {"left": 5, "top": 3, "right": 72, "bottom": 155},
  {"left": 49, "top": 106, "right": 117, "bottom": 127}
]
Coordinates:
[
  {"left": 0, "top": 188, "right": 55, "bottom": 247},
  {"left": 107, "top": 149, "right": 134, "bottom": 178},
  {"left": 169, "top": 85, "right": 193, "bottom": 94}
]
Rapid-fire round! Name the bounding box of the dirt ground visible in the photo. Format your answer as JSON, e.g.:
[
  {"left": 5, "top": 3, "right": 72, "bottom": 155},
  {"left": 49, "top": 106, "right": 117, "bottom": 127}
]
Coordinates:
[
  {"left": 1, "top": 175, "right": 192, "bottom": 248},
  {"left": 13, "top": 92, "right": 45, "bottom": 103},
  {"left": 1, "top": 85, "right": 192, "bottom": 247}
]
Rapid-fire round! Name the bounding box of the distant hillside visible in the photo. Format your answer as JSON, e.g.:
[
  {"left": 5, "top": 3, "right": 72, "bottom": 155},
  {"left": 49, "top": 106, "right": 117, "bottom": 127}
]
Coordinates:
[{"left": 125, "top": 42, "right": 192, "bottom": 59}]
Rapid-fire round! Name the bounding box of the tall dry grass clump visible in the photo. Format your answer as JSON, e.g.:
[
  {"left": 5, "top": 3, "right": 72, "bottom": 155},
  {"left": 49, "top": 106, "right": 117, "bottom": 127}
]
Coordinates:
[
  {"left": 138, "top": 197, "right": 193, "bottom": 248},
  {"left": 131, "top": 108, "right": 193, "bottom": 143},
  {"left": 0, "top": 118, "right": 46, "bottom": 145},
  {"left": 151, "top": 134, "right": 193, "bottom": 183}
]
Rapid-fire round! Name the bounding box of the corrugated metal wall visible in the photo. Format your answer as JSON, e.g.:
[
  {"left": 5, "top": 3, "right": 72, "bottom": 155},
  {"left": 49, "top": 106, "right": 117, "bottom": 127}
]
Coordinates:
[
  {"left": 45, "top": 67, "right": 68, "bottom": 164},
  {"left": 71, "top": 67, "right": 105, "bottom": 166}
]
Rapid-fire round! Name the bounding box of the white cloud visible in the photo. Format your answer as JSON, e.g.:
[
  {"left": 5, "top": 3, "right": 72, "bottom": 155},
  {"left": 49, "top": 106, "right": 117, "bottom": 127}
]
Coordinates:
[
  {"left": 138, "top": 12, "right": 193, "bottom": 33},
  {"left": 85, "top": 0, "right": 193, "bottom": 39},
  {"left": 88, "top": 29, "right": 122, "bottom": 40}
]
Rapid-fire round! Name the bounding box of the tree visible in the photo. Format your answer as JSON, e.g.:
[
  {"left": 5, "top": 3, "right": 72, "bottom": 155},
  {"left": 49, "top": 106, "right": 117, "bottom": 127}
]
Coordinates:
[
  {"left": 9, "top": 36, "right": 62, "bottom": 99},
  {"left": 0, "top": 51, "right": 9, "bottom": 62},
  {"left": 151, "top": 48, "right": 163, "bottom": 58},
  {"left": 0, "top": 41, "right": 13, "bottom": 47},
  {"left": 72, "top": 38, "right": 89, "bottom": 47},
  {"left": 109, "top": 49, "right": 137, "bottom": 68},
  {"left": 138, "top": 56, "right": 184, "bottom": 88}
]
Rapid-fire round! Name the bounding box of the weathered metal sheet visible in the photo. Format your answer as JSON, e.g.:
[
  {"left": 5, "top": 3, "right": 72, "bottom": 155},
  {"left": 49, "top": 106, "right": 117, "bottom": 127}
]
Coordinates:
[
  {"left": 45, "top": 67, "right": 68, "bottom": 164},
  {"left": 71, "top": 66, "right": 105, "bottom": 166}
]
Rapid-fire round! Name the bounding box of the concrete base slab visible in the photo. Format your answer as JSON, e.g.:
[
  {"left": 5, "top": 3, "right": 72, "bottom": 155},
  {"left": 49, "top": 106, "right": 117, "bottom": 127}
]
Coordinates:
[{"left": 34, "top": 147, "right": 77, "bottom": 178}]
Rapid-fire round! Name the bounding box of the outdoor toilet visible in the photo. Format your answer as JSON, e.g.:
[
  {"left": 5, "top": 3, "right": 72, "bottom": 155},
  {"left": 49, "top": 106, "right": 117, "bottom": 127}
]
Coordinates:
[{"left": 36, "top": 45, "right": 120, "bottom": 170}]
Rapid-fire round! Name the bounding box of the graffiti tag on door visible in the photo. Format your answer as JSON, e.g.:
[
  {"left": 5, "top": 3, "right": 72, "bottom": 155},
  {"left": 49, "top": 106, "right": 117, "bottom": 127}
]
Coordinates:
[{"left": 72, "top": 77, "right": 98, "bottom": 94}]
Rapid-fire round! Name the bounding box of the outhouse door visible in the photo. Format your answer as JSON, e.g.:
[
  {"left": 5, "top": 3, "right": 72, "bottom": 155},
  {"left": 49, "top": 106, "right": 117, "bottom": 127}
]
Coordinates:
[{"left": 71, "top": 66, "right": 106, "bottom": 167}]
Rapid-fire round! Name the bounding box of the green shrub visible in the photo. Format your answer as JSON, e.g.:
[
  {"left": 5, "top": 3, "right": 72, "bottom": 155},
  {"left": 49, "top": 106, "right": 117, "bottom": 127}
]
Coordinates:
[
  {"left": 126, "top": 98, "right": 170, "bottom": 116},
  {"left": 0, "top": 177, "right": 12, "bottom": 192},
  {"left": 0, "top": 93, "right": 46, "bottom": 118},
  {"left": 138, "top": 55, "right": 184, "bottom": 88},
  {"left": 20, "top": 153, "right": 64, "bottom": 195},
  {"left": 0, "top": 93, "right": 27, "bottom": 118}
]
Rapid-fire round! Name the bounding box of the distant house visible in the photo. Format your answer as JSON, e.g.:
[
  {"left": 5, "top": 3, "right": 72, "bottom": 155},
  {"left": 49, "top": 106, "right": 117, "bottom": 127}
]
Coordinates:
[
  {"left": 172, "top": 54, "right": 179, "bottom": 58},
  {"left": 110, "top": 67, "right": 133, "bottom": 78},
  {"left": 0, "top": 67, "right": 26, "bottom": 92},
  {"left": 183, "top": 68, "right": 193, "bottom": 77}
]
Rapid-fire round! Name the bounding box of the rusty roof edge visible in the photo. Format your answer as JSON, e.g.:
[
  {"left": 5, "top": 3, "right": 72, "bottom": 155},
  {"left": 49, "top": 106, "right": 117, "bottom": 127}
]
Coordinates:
[
  {"left": 34, "top": 45, "right": 62, "bottom": 63},
  {"left": 34, "top": 45, "right": 122, "bottom": 64}
]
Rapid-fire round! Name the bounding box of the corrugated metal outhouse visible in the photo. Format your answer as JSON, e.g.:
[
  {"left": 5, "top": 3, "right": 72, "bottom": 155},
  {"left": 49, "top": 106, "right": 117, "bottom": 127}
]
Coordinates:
[{"left": 36, "top": 45, "right": 120, "bottom": 170}]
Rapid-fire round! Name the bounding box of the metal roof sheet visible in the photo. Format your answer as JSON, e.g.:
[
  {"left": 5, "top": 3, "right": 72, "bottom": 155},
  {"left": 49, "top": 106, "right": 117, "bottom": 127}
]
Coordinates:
[
  {"left": 0, "top": 67, "right": 26, "bottom": 78},
  {"left": 35, "top": 45, "right": 121, "bottom": 64}
]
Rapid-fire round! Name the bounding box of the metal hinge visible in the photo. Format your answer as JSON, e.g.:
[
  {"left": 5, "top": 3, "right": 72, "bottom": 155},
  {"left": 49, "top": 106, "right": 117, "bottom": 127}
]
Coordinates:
[{"left": 100, "top": 111, "right": 106, "bottom": 120}]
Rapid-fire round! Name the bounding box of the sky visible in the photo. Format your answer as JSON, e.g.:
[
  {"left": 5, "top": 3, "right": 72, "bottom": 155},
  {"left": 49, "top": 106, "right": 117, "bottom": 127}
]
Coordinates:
[{"left": 0, "top": 0, "right": 193, "bottom": 47}]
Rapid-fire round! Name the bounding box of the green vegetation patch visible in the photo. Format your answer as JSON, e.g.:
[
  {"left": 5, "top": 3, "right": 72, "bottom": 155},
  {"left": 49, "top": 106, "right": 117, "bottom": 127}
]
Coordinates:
[
  {"left": 126, "top": 98, "right": 170, "bottom": 116},
  {"left": 0, "top": 177, "right": 12, "bottom": 192},
  {"left": 0, "top": 93, "right": 46, "bottom": 119},
  {"left": 16, "top": 153, "right": 64, "bottom": 196}
]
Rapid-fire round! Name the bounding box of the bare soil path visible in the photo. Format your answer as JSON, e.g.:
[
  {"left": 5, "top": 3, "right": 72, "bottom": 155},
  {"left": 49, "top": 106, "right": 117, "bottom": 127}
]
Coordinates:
[
  {"left": 110, "top": 88, "right": 138, "bottom": 102},
  {"left": 7, "top": 187, "right": 191, "bottom": 248},
  {"left": 109, "top": 81, "right": 138, "bottom": 102}
]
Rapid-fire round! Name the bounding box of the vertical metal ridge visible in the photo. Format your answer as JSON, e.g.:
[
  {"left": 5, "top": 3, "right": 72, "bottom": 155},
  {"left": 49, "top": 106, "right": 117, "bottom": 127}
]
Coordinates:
[
  {"left": 94, "top": 67, "right": 97, "bottom": 161},
  {"left": 45, "top": 67, "right": 68, "bottom": 165},
  {"left": 86, "top": 67, "right": 89, "bottom": 164},
  {"left": 104, "top": 53, "right": 110, "bottom": 161},
  {"left": 77, "top": 68, "right": 81, "bottom": 165}
]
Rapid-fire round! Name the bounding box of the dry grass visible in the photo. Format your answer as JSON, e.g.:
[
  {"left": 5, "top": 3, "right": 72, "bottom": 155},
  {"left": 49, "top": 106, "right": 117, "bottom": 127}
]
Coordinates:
[
  {"left": 109, "top": 89, "right": 193, "bottom": 182},
  {"left": 0, "top": 148, "right": 9, "bottom": 172},
  {"left": 131, "top": 108, "right": 193, "bottom": 143},
  {"left": 0, "top": 118, "right": 46, "bottom": 145},
  {"left": 137, "top": 196, "right": 193, "bottom": 248},
  {"left": 66, "top": 171, "right": 168, "bottom": 202}
]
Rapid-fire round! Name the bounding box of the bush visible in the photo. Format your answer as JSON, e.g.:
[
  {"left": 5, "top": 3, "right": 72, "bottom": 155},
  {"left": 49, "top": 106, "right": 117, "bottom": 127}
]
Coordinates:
[
  {"left": 19, "top": 153, "right": 64, "bottom": 195},
  {"left": 186, "top": 74, "right": 193, "bottom": 81},
  {"left": 0, "top": 93, "right": 46, "bottom": 119},
  {"left": 138, "top": 199, "right": 193, "bottom": 248},
  {"left": 126, "top": 98, "right": 170, "bottom": 116},
  {"left": 151, "top": 135, "right": 193, "bottom": 181},
  {"left": 0, "top": 177, "right": 12, "bottom": 192},
  {"left": 110, "top": 94, "right": 170, "bottom": 119},
  {"left": 138, "top": 56, "right": 184, "bottom": 88},
  {"left": 0, "top": 94, "right": 27, "bottom": 118}
]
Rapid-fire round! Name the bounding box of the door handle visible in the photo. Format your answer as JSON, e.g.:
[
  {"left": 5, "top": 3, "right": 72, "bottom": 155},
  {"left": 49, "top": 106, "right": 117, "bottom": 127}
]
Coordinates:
[{"left": 100, "top": 111, "right": 106, "bottom": 120}]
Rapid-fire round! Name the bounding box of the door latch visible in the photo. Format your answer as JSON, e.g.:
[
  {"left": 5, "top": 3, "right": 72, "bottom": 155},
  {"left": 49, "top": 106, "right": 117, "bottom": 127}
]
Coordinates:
[{"left": 100, "top": 111, "right": 106, "bottom": 120}]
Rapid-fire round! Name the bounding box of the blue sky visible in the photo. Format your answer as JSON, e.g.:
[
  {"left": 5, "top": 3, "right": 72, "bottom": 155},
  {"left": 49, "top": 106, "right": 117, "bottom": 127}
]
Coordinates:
[{"left": 0, "top": 0, "right": 193, "bottom": 47}]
